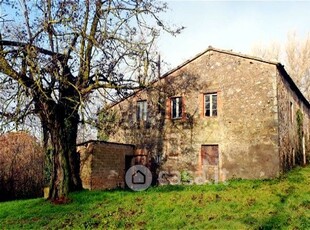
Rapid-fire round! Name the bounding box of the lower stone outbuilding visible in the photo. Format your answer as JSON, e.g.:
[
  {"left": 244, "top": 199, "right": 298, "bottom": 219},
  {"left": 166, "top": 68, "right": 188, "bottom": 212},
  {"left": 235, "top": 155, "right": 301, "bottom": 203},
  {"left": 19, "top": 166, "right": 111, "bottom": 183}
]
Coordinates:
[{"left": 77, "top": 141, "right": 136, "bottom": 190}]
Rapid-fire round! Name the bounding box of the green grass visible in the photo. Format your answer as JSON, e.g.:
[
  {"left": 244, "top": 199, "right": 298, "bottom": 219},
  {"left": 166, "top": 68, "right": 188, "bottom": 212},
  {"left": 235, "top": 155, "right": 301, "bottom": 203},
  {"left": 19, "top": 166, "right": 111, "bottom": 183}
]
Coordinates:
[{"left": 1, "top": 167, "right": 310, "bottom": 229}]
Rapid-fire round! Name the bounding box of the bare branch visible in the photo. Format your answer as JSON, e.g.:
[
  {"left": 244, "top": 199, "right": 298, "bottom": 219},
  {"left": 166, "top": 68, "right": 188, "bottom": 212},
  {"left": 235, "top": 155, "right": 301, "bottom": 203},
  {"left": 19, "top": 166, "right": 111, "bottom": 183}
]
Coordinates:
[
  {"left": 0, "top": 40, "right": 65, "bottom": 57},
  {"left": 20, "top": 0, "right": 33, "bottom": 41}
]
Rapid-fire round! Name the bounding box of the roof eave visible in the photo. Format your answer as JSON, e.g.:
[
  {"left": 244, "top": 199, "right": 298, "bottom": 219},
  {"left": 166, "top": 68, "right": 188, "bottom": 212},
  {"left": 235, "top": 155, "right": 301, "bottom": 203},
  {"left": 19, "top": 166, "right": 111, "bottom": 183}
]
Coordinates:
[{"left": 276, "top": 64, "right": 310, "bottom": 109}]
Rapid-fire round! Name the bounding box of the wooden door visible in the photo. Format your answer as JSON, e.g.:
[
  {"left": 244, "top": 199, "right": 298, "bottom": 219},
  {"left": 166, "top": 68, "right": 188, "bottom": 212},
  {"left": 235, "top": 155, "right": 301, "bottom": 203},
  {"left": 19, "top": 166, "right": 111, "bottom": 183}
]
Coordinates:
[{"left": 201, "top": 145, "right": 219, "bottom": 181}]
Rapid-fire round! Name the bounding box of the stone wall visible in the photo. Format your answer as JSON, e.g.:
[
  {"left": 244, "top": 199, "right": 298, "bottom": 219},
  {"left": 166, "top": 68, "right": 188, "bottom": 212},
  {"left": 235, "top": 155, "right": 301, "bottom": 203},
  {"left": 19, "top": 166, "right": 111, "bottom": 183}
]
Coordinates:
[
  {"left": 78, "top": 142, "right": 92, "bottom": 189},
  {"left": 103, "top": 48, "right": 308, "bottom": 182},
  {"left": 77, "top": 141, "right": 134, "bottom": 190},
  {"left": 277, "top": 68, "right": 310, "bottom": 172}
]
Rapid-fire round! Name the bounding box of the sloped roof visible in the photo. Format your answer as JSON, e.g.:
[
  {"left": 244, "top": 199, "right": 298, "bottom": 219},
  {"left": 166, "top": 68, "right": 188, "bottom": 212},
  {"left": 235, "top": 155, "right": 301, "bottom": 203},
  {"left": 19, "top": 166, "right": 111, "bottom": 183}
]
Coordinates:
[
  {"left": 110, "top": 46, "right": 310, "bottom": 109},
  {"left": 160, "top": 46, "right": 280, "bottom": 78}
]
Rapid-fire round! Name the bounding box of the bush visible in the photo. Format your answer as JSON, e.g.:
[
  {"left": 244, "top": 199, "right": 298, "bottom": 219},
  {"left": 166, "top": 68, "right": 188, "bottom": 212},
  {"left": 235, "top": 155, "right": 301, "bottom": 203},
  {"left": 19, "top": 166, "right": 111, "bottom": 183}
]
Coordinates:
[
  {"left": 0, "top": 132, "right": 44, "bottom": 201},
  {"left": 180, "top": 171, "right": 193, "bottom": 184}
]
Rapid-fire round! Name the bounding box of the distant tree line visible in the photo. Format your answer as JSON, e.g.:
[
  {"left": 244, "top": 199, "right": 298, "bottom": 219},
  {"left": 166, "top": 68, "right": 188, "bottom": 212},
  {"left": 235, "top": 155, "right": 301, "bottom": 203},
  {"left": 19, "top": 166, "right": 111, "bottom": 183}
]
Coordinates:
[
  {"left": 0, "top": 132, "right": 43, "bottom": 201},
  {"left": 251, "top": 32, "right": 310, "bottom": 100}
]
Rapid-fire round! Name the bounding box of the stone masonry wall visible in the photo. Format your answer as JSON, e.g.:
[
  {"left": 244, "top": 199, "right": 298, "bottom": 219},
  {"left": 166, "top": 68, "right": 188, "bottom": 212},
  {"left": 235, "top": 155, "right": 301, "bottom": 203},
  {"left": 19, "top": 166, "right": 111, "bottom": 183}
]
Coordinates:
[
  {"left": 77, "top": 141, "right": 134, "bottom": 190},
  {"left": 77, "top": 143, "right": 93, "bottom": 190},
  {"left": 105, "top": 49, "right": 284, "bottom": 181},
  {"left": 277, "top": 71, "right": 310, "bottom": 172}
]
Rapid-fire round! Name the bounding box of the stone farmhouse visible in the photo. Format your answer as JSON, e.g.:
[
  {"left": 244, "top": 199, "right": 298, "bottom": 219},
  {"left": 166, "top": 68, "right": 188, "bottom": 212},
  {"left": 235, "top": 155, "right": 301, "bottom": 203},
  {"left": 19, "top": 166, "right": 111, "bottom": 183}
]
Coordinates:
[{"left": 98, "top": 46, "right": 310, "bottom": 184}]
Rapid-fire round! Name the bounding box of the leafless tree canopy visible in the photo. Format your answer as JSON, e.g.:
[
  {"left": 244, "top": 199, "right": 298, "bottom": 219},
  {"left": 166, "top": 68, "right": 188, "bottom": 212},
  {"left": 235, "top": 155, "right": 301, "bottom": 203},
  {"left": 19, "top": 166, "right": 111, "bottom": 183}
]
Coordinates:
[{"left": 0, "top": 0, "right": 181, "bottom": 127}]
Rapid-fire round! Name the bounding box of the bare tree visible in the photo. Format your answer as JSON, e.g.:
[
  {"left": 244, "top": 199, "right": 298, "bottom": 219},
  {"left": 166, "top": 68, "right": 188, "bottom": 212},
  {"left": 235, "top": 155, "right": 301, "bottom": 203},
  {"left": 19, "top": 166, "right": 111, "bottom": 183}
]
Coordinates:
[
  {"left": 0, "top": 0, "right": 182, "bottom": 203},
  {"left": 251, "top": 32, "right": 310, "bottom": 100},
  {"left": 285, "top": 32, "right": 310, "bottom": 99},
  {"left": 251, "top": 41, "right": 281, "bottom": 61}
]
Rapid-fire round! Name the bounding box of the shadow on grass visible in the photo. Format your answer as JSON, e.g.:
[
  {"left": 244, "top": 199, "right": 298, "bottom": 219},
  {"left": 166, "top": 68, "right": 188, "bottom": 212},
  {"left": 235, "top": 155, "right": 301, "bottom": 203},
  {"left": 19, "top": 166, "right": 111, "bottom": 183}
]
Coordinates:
[{"left": 257, "top": 212, "right": 290, "bottom": 230}]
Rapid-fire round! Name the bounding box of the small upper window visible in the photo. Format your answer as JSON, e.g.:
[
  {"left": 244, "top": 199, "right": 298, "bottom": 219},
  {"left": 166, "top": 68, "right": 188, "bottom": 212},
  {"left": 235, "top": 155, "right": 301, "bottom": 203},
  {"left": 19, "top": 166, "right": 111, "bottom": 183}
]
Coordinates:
[
  {"left": 137, "top": 100, "right": 147, "bottom": 121},
  {"left": 290, "top": 101, "right": 293, "bottom": 123},
  {"left": 171, "top": 97, "right": 183, "bottom": 119},
  {"left": 204, "top": 93, "right": 217, "bottom": 117}
]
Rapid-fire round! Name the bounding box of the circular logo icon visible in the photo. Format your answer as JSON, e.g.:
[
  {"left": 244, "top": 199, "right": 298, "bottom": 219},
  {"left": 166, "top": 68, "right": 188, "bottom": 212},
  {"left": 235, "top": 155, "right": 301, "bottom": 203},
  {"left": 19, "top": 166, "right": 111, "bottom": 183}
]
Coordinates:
[{"left": 125, "top": 165, "right": 152, "bottom": 191}]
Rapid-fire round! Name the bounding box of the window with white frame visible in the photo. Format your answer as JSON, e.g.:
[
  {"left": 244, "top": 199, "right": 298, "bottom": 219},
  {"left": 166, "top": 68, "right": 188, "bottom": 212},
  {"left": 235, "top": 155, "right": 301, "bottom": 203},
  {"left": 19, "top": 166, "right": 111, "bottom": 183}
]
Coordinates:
[
  {"left": 171, "top": 97, "right": 183, "bottom": 119},
  {"left": 137, "top": 100, "right": 147, "bottom": 121},
  {"left": 204, "top": 93, "right": 217, "bottom": 117}
]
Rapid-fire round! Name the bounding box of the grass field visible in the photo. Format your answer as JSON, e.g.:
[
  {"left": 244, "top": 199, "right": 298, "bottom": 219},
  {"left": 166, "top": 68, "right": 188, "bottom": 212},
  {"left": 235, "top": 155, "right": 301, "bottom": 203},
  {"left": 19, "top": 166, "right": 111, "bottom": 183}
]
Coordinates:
[{"left": 0, "top": 166, "right": 310, "bottom": 229}]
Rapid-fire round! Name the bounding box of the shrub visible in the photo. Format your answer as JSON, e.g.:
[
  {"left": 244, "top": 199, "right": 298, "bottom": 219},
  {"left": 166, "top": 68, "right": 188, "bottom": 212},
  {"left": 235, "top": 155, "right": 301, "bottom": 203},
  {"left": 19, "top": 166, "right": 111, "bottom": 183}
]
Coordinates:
[
  {"left": 0, "top": 132, "right": 44, "bottom": 201},
  {"left": 180, "top": 171, "right": 193, "bottom": 184}
]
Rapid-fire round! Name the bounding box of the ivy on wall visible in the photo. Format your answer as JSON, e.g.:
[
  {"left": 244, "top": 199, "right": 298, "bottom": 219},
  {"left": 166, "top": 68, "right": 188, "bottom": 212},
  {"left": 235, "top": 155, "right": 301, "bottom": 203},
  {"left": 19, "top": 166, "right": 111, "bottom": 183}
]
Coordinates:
[
  {"left": 296, "top": 109, "right": 304, "bottom": 165},
  {"left": 97, "top": 109, "right": 120, "bottom": 141}
]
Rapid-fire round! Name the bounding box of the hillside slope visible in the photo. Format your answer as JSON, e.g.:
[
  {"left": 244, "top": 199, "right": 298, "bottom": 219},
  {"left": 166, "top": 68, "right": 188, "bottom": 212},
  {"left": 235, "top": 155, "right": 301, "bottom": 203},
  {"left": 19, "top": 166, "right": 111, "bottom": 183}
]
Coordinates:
[{"left": 0, "top": 167, "right": 309, "bottom": 229}]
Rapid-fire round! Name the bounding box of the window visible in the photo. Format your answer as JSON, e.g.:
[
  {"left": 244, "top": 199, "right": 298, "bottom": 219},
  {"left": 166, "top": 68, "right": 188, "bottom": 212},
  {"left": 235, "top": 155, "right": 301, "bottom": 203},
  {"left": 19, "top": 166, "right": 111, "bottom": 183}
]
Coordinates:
[
  {"left": 302, "top": 135, "right": 306, "bottom": 165},
  {"left": 204, "top": 93, "right": 217, "bottom": 117},
  {"left": 171, "top": 97, "right": 183, "bottom": 119},
  {"left": 137, "top": 100, "right": 147, "bottom": 121},
  {"left": 292, "top": 148, "right": 295, "bottom": 166},
  {"left": 290, "top": 101, "right": 293, "bottom": 123}
]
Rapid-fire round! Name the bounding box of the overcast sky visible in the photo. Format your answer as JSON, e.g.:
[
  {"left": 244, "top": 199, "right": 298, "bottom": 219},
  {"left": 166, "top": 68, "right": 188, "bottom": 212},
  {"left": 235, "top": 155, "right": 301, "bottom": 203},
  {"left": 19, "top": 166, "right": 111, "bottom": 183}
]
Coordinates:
[{"left": 157, "top": 1, "right": 310, "bottom": 68}]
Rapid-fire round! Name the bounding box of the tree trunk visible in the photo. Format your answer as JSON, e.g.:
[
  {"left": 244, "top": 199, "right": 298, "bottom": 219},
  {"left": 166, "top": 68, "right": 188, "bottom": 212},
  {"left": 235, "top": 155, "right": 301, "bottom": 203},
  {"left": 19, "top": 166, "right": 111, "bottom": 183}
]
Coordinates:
[{"left": 47, "top": 107, "right": 82, "bottom": 203}]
